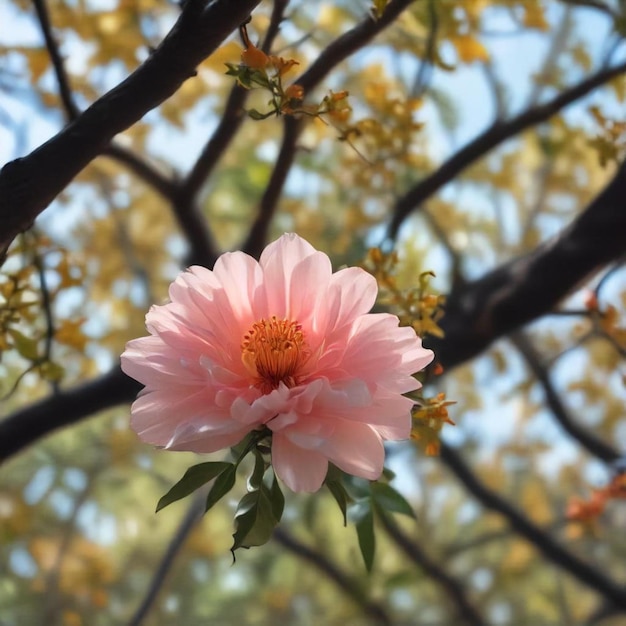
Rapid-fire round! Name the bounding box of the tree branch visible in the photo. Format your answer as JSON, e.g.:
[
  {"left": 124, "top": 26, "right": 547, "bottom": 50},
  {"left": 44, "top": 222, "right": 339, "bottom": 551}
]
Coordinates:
[
  {"left": 102, "top": 144, "right": 179, "bottom": 201},
  {"left": 242, "top": 0, "right": 417, "bottom": 257},
  {"left": 431, "top": 159, "right": 626, "bottom": 371},
  {"left": 32, "top": 0, "right": 80, "bottom": 121},
  {"left": 439, "top": 443, "right": 626, "bottom": 611},
  {"left": 0, "top": 0, "right": 418, "bottom": 462},
  {"left": 0, "top": 0, "right": 261, "bottom": 260},
  {"left": 273, "top": 527, "right": 393, "bottom": 625},
  {"left": 32, "top": 0, "right": 182, "bottom": 215},
  {"left": 3, "top": 160, "right": 626, "bottom": 464},
  {"left": 296, "top": 0, "right": 416, "bottom": 93},
  {"left": 170, "top": 1, "right": 292, "bottom": 264},
  {"left": 180, "top": 0, "right": 292, "bottom": 202},
  {"left": 0, "top": 366, "right": 139, "bottom": 464},
  {"left": 511, "top": 332, "right": 620, "bottom": 463},
  {"left": 378, "top": 511, "right": 486, "bottom": 626},
  {"left": 387, "top": 60, "right": 626, "bottom": 239},
  {"left": 242, "top": 116, "right": 302, "bottom": 258},
  {"left": 128, "top": 492, "right": 205, "bottom": 626}
]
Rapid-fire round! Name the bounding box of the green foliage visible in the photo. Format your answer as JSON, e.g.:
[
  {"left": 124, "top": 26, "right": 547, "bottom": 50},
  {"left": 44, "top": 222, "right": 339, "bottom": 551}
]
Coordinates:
[
  {"left": 156, "top": 461, "right": 233, "bottom": 512},
  {"left": 353, "top": 502, "right": 376, "bottom": 572},
  {"left": 370, "top": 482, "right": 416, "bottom": 519},
  {"left": 232, "top": 473, "right": 284, "bottom": 554},
  {"left": 204, "top": 465, "right": 238, "bottom": 513}
]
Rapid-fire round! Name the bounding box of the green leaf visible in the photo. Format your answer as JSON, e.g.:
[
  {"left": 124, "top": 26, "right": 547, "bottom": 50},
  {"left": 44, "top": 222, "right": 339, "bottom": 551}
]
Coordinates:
[
  {"left": 370, "top": 482, "right": 416, "bottom": 519},
  {"left": 355, "top": 507, "right": 376, "bottom": 572},
  {"left": 381, "top": 466, "right": 397, "bottom": 481},
  {"left": 8, "top": 328, "right": 39, "bottom": 361},
  {"left": 343, "top": 475, "right": 371, "bottom": 500},
  {"left": 247, "top": 449, "right": 265, "bottom": 491},
  {"left": 246, "top": 108, "right": 274, "bottom": 121},
  {"left": 205, "top": 465, "right": 237, "bottom": 513},
  {"left": 231, "top": 430, "right": 267, "bottom": 465},
  {"left": 224, "top": 64, "right": 253, "bottom": 89},
  {"left": 224, "top": 62, "right": 240, "bottom": 76},
  {"left": 324, "top": 463, "right": 344, "bottom": 482},
  {"left": 372, "top": 0, "right": 389, "bottom": 19},
  {"left": 231, "top": 484, "right": 280, "bottom": 553},
  {"left": 40, "top": 360, "right": 65, "bottom": 382},
  {"left": 326, "top": 480, "right": 351, "bottom": 526},
  {"left": 156, "top": 462, "right": 232, "bottom": 512},
  {"left": 269, "top": 474, "right": 285, "bottom": 523}
]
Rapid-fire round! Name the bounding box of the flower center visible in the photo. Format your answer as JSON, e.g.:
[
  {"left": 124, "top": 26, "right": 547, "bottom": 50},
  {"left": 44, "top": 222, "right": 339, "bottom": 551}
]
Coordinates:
[{"left": 241, "top": 316, "right": 309, "bottom": 393}]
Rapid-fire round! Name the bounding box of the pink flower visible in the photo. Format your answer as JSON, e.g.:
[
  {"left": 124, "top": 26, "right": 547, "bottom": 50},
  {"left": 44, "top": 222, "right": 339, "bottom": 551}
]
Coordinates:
[{"left": 121, "top": 234, "right": 434, "bottom": 492}]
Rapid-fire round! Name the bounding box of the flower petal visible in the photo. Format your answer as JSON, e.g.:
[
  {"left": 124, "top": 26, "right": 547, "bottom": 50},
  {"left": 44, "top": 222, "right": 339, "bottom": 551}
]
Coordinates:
[
  {"left": 321, "top": 421, "right": 385, "bottom": 481},
  {"left": 260, "top": 233, "right": 317, "bottom": 315},
  {"left": 272, "top": 433, "right": 329, "bottom": 492},
  {"left": 212, "top": 250, "right": 266, "bottom": 321}
]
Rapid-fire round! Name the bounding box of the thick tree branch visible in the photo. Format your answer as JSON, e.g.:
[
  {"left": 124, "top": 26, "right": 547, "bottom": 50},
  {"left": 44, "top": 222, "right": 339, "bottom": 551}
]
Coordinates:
[
  {"left": 440, "top": 443, "right": 626, "bottom": 611},
  {"left": 33, "top": 0, "right": 182, "bottom": 218},
  {"left": 387, "top": 60, "right": 626, "bottom": 239},
  {"left": 34, "top": 0, "right": 219, "bottom": 266},
  {"left": 431, "top": 160, "right": 626, "bottom": 371},
  {"left": 273, "top": 528, "right": 392, "bottom": 625},
  {"left": 378, "top": 512, "right": 486, "bottom": 626},
  {"left": 0, "top": 0, "right": 261, "bottom": 259},
  {"left": 0, "top": 367, "right": 139, "bottom": 464},
  {"left": 0, "top": 0, "right": 417, "bottom": 462}
]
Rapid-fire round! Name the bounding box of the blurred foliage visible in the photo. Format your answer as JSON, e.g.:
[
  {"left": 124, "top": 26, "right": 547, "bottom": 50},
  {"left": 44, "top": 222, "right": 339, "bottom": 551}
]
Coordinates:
[{"left": 1, "top": 0, "right": 626, "bottom": 625}]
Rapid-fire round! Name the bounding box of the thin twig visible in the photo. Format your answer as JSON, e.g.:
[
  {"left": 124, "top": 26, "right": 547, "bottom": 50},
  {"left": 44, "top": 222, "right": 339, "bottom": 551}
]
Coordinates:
[
  {"left": 181, "top": 0, "right": 293, "bottom": 200},
  {"left": 512, "top": 332, "right": 620, "bottom": 463},
  {"left": 480, "top": 58, "right": 507, "bottom": 121},
  {"left": 558, "top": 0, "right": 618, "bottom": 21},
  {"left": 439, "top": 442, "right": 626, "bottom": 611},
  {"left": 32, "top": 0, "right": 80, "bottom": 120},
  {"left": 242, "top": 116, "right": 302, "bottom": 258},
  {"left": 273, "top": 527, "right": 393, "bottom": 626},
  {"left": 28, "top": 230, "right": 59, "bottom": 394},
  {"left": 43, "top": 478, "right": 94, "bottom": 623},
  {"left": 103, "top": 144, "right": 178, "bottom": 201},
  {"left": 378, "top": 511, "right": 486, "bottom": 626},
  {"left": 261, "top": 0, "right": 290, "bottom": 54},
  {"left": 387, "top": 60, "right": 626, "bottom": 239},
  {"left": 525, "top": 4, "right": 574, "bottom": 107},
  {"left": 128, "top": 492, "right": 206, "bottom": 626},
  {"left": 410, "top": 0, "right": 438, "bottom": 99},
  {"left": 242, "top": 0, "right": 416, "bottom": 257}
]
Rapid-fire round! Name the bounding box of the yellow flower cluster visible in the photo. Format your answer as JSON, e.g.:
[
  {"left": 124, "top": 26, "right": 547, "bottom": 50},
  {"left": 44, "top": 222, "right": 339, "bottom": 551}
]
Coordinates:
[{"left": 364, "top": 247, "right": 454, "bottom": 455}]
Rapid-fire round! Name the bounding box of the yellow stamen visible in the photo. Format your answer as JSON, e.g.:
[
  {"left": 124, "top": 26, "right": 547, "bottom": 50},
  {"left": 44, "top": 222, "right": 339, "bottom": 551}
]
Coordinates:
[{"left": 241, "top": 316, "right": 309, "bottom": 393}]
